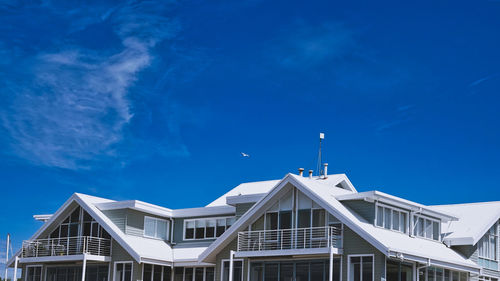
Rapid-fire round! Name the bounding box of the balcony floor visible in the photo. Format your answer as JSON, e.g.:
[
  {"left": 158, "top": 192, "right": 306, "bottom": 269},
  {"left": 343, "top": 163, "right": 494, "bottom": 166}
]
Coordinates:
[
  {"left": 19, "top": 254, "right": 111, "bottom": 264},
  {"left": 235, "top": 247, "right": 342, "bottom": 258}
]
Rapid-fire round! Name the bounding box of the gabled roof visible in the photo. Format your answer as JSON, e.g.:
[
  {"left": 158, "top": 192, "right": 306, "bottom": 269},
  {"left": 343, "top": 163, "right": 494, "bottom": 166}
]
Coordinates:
[
  {"left": 337, "top": 191, "right": 459, "bottom": 222},
  {"left": 432, "top": 201, "right": 500, "bottom": 246},
  {"left": 198, "top": 174, "right": 480, "bottom": 273},
  {"left": 207, "top": 173, "right": 357, "bottom": 207}
]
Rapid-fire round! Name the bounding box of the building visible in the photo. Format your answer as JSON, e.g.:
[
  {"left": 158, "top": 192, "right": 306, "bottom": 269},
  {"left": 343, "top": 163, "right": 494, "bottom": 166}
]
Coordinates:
[{"left": 6, "top": 169, "right": 500, "bottom": 281}]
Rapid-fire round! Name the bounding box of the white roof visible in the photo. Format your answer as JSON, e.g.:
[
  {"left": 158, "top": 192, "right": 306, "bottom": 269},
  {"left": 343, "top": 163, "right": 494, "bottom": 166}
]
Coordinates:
[
  {"left": 207, "top": 174, "right": 357, "bottom": 207},
  {"left": 432, "top": 201, "right": 500, "bottom": 246},
  {"left": 337, "top": 191, "right": 459, "bottom": 221},
  {"left": 199, "top": 174, "right": 479, "bottom": 273},
  {"left": 207, "top": 179, "right": 281, "bottom": 207}
]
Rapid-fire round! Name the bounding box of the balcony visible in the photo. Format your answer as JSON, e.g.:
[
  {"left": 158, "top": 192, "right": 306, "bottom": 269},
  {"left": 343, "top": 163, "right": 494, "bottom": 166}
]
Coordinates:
[
  {"left": 237, "top": 226, "right": 342, "bottom": 257},
  {"left": 21, "top": 236, "right": 111, "bottom": 259}
]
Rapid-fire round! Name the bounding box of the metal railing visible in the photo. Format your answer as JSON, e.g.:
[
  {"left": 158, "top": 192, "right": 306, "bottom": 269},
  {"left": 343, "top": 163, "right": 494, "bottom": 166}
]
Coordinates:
[
  {"left": 237, "top": 226, "right": 342, "bottom": 252},
  {"left": 21, "top": 236, "right": 111, "bottom": 258}
]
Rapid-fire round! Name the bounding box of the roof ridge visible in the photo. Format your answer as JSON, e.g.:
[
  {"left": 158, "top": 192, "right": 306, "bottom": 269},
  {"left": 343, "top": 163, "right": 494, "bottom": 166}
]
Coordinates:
[{"left": 432, "top": 201, "right": 500, "bottom": 207}]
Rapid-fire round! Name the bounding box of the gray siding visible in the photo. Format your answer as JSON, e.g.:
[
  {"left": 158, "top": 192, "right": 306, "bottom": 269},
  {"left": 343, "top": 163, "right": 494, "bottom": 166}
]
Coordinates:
[
  {"left": 342, "top": 226, "right": 386, "bottom": 281},
  {"left": 111, "top": 239, "right": 142, "bottom": 281},
  {"left": 215, "top": 238, "right": 248, "bottom": 281},
  {"left": 342, "top": 200, "right": 375, "bottom": 223},
  {"left": 102, "top": 209, "right": 127, "bottom": 232},
  {"left": 235, "top": 203, "right": 255, "bottom": 219}
]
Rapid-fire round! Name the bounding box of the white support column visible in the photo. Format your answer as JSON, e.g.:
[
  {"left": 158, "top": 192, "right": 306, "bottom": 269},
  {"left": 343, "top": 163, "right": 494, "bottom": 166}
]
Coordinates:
[
  {"left": 329, "top": 246, "right": 334, "bottom": 281},
  {"left": 82, "top": 254, "right": 87, "bottom": 281},
  {"left": 13, "top": 256, "right": 19, "bottom": 281},
  {"left": 229, "top": 250, "right": 235, "bottom": 281}
]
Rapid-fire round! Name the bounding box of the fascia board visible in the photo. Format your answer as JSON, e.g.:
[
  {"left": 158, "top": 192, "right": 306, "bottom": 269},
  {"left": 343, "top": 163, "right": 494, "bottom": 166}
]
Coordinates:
[
  {"left": 74, "top": 195, "right": 143, "bottom": 263},
  {"left": 226, "top": 193, "right": 266, "bottom": 205},
  {"left": 388, "top": 251, "right": 480, "bottom": 274},
  {"left": 286, "top": 176, "right": 389, "bottom": 256},
  {"left": 172, "top": 206, "right": 235, "bottom": 218},
  {"left": 197, "top": 175, "right": 292, "bottom": 262}
]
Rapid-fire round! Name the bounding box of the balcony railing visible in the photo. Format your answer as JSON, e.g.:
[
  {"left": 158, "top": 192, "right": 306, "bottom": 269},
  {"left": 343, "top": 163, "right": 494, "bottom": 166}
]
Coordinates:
[
  {"left": 21, "top": 236, "right": 111, "bottom": 258},
  {"left": 237, "top": 226, "right": 342, "bottom": 252}
]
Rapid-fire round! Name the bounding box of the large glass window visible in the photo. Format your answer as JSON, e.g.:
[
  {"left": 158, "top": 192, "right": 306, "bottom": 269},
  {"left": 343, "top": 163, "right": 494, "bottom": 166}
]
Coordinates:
[
  {"left": 143, "top": 265, "right": 212, "bottom": 281},
  {"left": 250, "top": 259, "right": 340, "bottom": 281},
  {"left": 375, "top": 204, "right": 408, "bottom": 233},
  {"left": 222, "top": 260, "right": 243, "bottom": 281},
  {"left": 47, "top": 265, "right": 107, "bottom": 281},
  {"left": 50, "top": 207, "right": 110, "bottom": 240},
  {"left": 386, "top": 260, "right": 413, "bottom": 281},
  {"left": 418, "top": 267, "right": 468, "bottom": 281},
  {"left": 144, "top": 216, "right": 169, "bottom": 240},
  {"left": 349, "top": 256, "right": 373, "bottom": 281},
  {"left": 412, "top": 215, "right": 440, "bottom": 241},
  {"left": 184, "top": 217, "right": 235, "bottom": 240},
  {"left": 26, "top": 266, "right": 42, "bottom": 281},
  {"left": 115, "top": 262, "right": 132, "bottom": 281}
]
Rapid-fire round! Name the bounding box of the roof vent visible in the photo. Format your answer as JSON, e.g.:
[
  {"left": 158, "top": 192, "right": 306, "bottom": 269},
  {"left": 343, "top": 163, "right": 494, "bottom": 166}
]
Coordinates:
[
  {"left": 323, "top": 163, "right": 328, "bottom": 179},
  {"left": 298, "top": 168, "right": 304, "bottom": 177},
  {"left": 308, "top": 170, "right": 313, "bottom": 179}
]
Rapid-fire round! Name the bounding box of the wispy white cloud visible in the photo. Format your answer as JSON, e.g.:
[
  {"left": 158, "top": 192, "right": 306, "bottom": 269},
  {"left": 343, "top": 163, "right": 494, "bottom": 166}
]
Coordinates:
[
  {"left": 469, "top": 73, "right": 499, "bottom": 87},
  {"left": 0, "top": 1, "right": 184, "bottom": 170}
]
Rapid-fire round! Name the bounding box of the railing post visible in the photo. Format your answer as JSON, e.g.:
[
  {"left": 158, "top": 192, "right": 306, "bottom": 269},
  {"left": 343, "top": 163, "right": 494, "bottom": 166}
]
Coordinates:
[
  {"left": 98, "top": 238, "right": 101, "bottom": 256},
  {"left": 328, "top": 226, "right": 331, "bottom": 248}
]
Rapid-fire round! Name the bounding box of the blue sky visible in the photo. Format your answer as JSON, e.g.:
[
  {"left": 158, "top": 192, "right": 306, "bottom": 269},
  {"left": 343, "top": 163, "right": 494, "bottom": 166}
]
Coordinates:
[{"left": 1, "top": 0, "right": 500, "bottom": 261}]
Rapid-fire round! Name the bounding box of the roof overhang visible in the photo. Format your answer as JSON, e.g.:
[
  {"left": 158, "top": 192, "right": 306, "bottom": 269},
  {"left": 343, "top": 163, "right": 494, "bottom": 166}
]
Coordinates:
[
  {"left": 226, "top": 193, "right": 266, "bottom": 205},
  {"left": 337, "top": 191, "right": 459, "bottom": 222},
  {"left": 387, "top": 250, "right": 480, "bottom": 274}
]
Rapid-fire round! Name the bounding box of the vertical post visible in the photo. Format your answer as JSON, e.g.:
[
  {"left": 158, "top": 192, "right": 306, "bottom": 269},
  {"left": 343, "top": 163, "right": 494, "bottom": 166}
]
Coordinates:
[
  {"left": 4, "top": 234, "right": 9, "bottom": 281},
  {"left": 13, "top": 256, "right": 18, "bottom": 281},
  {"left": 329, "top": 246, "right": 334, "bottom": 281},
  {"left": 229, "top": 250, "right": 235, "bottom": 281},
  {"left": 82, "top": 254, "right": 87, "bottom": 281}
]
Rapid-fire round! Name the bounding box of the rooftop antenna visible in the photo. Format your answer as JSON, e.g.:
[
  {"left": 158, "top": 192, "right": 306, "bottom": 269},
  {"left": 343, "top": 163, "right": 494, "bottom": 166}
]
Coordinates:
[{"left": 316, "top": 133, "right": 325, "bottom": 176}]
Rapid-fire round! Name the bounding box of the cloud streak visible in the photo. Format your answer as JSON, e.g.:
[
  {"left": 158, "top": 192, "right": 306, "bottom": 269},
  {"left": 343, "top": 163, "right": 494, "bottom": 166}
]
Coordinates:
[{"left": 0, "top": 1, "right": 182, "bottom": 169}]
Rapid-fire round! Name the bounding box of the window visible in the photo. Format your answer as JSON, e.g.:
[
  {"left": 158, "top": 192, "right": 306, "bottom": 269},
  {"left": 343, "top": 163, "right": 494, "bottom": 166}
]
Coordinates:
[
  {"left": 26, "top": 266, "right": 42, "bottom": 281},
  {"left": 250, "top": 259, "right": 340, "bottom": 281},
  {"left": 144, "top": 216, "right": 169, "bottom": 240},
  {"left": 375, "top": 204, "right": 408, "bottom": 233},
  {"left": 222, "top": 260, "right": 243, "bottom": 281},
  {"left": 386, "top": 260, "right": 413, "bottom": 281},
  {"left": 478, "top": 223, "right": 498, "bottom": 270},
  {"left": 412, "top": 215, "right": 440, "bottom": 241},
  {"left": 184, "top": 217, "right": 235, "bottom": 240},
  {"left": 143, "top": 264, "right": 213, "bottom": 281},
  {"left": 418, "top": 267, "right": 467, "bottom": 281},
  {"left": 349, "top": 256, "right": 373, "bottom": 281},
  {"left": 115, "top": 262, "right": 133, "bottom": 281},
  {"left": 47, "top": 265, "right": 107, "bottom": 281}
]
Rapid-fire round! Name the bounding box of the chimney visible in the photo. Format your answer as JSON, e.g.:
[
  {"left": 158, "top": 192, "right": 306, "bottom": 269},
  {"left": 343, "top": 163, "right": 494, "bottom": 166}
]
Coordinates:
[
  {"left": 323, "top": 163, "right": 328, "bottom": 178},
  {"left": 298, "top": 168, "right": 304, "bottom": 177},
  {"left": 308, "top": 170, "right": 313, "bottom": 179}
]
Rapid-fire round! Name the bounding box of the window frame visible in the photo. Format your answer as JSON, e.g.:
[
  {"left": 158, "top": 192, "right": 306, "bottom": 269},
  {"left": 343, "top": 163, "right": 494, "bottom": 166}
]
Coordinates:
[
  {"left": 412, "top": 214, "right": 441, "bottom": 241},
  {"left": 220, "top": 259, "right": 244, "bottom": 281},
  {"left": 143, "top": 216, "right": 170, "bottom": 241},
  {"left": 347, "top": 254, "right": 374, "bottom": 281},
  {"left": 478, "top": 223, "right": 498, "bottom": 263},
  {"left": 183, "top": 216, "right": 235, "bottom": 241},
  {"left": 114, "top": 261, "right": 133, "bottom": 281},
  {"left": 25, "top": 265, "right": 43, "bottom": 281},
  {"left": 374, "top": 202, "right": 409, "bottom": 234}
]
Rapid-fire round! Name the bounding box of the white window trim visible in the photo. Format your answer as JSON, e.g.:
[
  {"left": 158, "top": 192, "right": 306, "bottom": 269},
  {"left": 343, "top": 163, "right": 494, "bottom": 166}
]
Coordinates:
[
  {"left": 478, "top": 222, "right": 498, "bottom": 262},
  {"left": 412, "top": 214, "right": 441, "bottom": 242},
  {"left": 374, "top": 202, "right": 409, "bottom": 234},
  {"left": 183, "top": 216, "right": 235, "bottom": 241},
  {"left": 144, "top": 216, "right": 169, "bottom": 240},
  {"left": 220, "top": 258, "right": 244, "bottom": 281},
  {"left": 347, "top": 254, "right": 375, "bottom": 281},
  {"left": 25, "top": 265, "right": 43, "bottom": 281},
  {"left": 114, "top": 261, "right": 133, "bottom": 281}
]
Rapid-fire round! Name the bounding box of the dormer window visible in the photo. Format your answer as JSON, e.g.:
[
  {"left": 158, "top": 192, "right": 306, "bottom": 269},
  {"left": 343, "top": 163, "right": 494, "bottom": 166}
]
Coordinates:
[
  {"left": 374, "top": 203, "right": 408, "bottom": 234},
  {"left": 412, "top": 215, "right": 440, "bottom": 241},
  {"left": 144, "top": 216, "right": 169, "bottom": 240}
]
